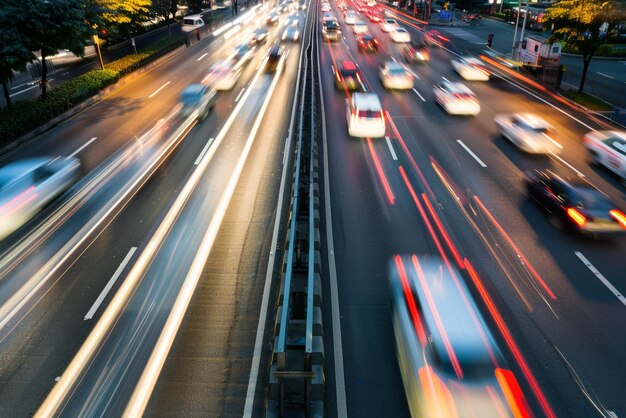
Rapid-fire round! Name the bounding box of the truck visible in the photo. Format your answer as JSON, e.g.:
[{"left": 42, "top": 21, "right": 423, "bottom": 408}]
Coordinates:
[{"left": 518, "top": 35, "right": 561, "bottom": 69}]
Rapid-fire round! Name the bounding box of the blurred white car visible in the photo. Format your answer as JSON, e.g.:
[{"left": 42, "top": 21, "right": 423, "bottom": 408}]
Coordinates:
[
  {"left": 451, "top": 57, "right": 490, "bottom": 81},
  {"left": 346, "top": 92, "right": 386, "bottom": 138},
  {"left": 0, "top": 157, "right": 80, "bottom": 240},
  {"left": 433, "top": 81, "right": 480, "bottom": 115},
  {"left": 321, "top": 2, "right": 331, "bottom": 11},
  {"left": 390, "top": 27, "right": 411, "bottom": 43},
  {"left": 204, "top": 62, "right": 242, "bottom": 91},
  {"left": 584, "top": 130, "right": 626, "bottom": 180},
  {"left": 345, "top": 11, "right": 358, "bottom": 24},
  {"left": 353, "top": 20, "right": 369, "bottom": 33},
  {"left": 389, "top": 255, "right": 528, "bottom": 418},
  {"left": 381, "top": 18, "right": 399, "bottom": 32},
  {"left": 379, "top": 61, "right": 413, "bottom": 90},
  {"left": 495, "top": 113, "right": 562, "bottom": 154}
]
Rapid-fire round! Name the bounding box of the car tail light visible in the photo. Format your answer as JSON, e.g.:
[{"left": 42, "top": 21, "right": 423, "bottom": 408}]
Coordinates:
[
  {"left": 495, "top": 368, "right": 532, "bottom": 418},
  {"left": 609, "top": 209, "right": 626, "bottom": 229},
  {"left": 567, "top": 208, "right": 586, "bottom": 227}
]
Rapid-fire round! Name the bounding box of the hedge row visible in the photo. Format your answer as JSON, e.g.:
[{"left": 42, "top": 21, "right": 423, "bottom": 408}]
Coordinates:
[
  {"left": 562, "top": 43, "right": 626, "bottom": 57},
  {"left": 0, "top": 36, "right": 183, "bottom": 145}
]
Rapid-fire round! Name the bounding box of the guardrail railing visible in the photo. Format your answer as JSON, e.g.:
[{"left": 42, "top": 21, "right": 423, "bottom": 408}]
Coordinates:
[{"left": 268, "top": 1, "right": 324, "bottom": 417}]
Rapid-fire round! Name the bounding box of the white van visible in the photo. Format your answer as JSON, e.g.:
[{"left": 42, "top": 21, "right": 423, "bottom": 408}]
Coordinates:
[
  {"left": 181, "top": 15, "right": 205, "bottom": 32},
  {"left": 346, "top": 93, "right": 386, "bottom": 138}
]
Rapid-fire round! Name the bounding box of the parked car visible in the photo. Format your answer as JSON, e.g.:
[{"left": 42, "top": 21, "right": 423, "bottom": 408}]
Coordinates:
[
  {"left": 494, "top": 113, "right": 562, "bottom": 155},
  {"left": 0, "top": 157, "right": 81, "bottom": 240},
  {"left": 525, "top": 169, "right": 626, "bottom": 238}
]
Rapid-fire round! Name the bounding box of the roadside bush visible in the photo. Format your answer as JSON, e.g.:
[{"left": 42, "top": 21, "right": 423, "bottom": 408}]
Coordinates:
[{"left": 0, "top": 36, "right": 183, "bottom": 144}]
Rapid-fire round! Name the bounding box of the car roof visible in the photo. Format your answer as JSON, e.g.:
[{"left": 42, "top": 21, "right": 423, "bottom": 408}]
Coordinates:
[
  {"left": 395, "top": 27, "right": 408, "bottom": 32},
  {"left": 351, "top": 92, "right": 382, "bottom": 111},
  {"left": 511, "top": 113, "right": 550, "bottom": 129},
  {"left": 442, "top": 81, "right": 474, "bottom": 95},
  {"left": 182, "top": 84, "right": 206, "bottom": 94},
  {"left": 384, "top": 61, "right": 405, "bottom": 70},
  {"left": 341, "top": 61, "right": 357, "bottom": 70},
  {"left": 0, "top": 158, "right": 52, "bottom": 187},
  {"left": 406, "top": 257, "right": 503, "bottom": 373}
]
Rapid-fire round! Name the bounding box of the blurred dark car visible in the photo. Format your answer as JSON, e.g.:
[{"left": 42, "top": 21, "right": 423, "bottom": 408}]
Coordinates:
[
  {"left": 388, "top": 255, "right": 529, "bottom": 418},
  {"left": 282, "top": 25, "right": 300, "bottom": 42},
  {"left": 266, "top": 45, "right": 285, "bottom": 72},
  {"left": 0, "top": 157, "right": 80, "bottom": 239},
  {"left": 403, "top": 41, "right": 429, "bottom": 63},
  {"left": 356, "top": 33, "right": 379, "bottom": 52},
  {"left": 334, "top": 60, "right": 364, "bottom": 91},
  {"left": 525, "top": 169, "right": 626, "bottom": 238}
]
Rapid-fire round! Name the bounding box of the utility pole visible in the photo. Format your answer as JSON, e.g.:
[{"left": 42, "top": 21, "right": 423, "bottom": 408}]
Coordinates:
[
  {"left": 511, "top": 0, "right": 521, "bottom": 59},
  {"left": 518, "top": 0, "right": 529, "bottom": 60}
]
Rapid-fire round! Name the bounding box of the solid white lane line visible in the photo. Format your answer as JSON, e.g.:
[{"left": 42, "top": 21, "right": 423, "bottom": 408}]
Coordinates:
[
  {"left": 84, "top": 247, "right": 137, "bottom": 320},
  {"left": 68, "top": 137, "right": 97, "bottom": 158},
  {"left": 457, "top": 140, "right": 487, "bottom": 167},
  {"left": 235, "top": 87, "right": 246, "bottom": 102},
  {"left": 148, "top": 81, "right": 171, "bottom": 99},
  {"left": 551, "top": 153, "right": 586, "bottom": 178},
  {"left": 597, "top": 72, "right": 614, "bottom": 79},
  {"left": 385, "top": 136, "right": 398, "bottom": 160},
  {"left": 412, "top": 88, "right": 426, "bottom": 101},
  {"left": 441, "top": 76, "right": 450, "bottom": 82},
  {"left": 194, "top": 137, "right": 215, "bottom": 165},
  {"left": 575, "top": 252, "right": 626, "bottom": 307},
  {"left": 196, "top": 53, "right": 209, "bottom": 62}
]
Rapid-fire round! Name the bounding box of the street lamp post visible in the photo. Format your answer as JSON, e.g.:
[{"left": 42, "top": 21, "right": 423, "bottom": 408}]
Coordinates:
[{"left": 511, "top": 0, "right": 521, "bottom": 59}]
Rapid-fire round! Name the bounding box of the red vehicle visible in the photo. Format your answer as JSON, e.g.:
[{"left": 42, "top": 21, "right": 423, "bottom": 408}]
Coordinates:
[{"left": 367, "top": 13, "right": 381, "bottom": 22}]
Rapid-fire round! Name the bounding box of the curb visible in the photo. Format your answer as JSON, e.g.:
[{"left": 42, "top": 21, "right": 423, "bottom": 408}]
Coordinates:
[
  {"left": 560, "top": 52, "right": 626, "bottom": 60},
  {"left": 0, "top": 42, "right": 187, "bottom": 158}
]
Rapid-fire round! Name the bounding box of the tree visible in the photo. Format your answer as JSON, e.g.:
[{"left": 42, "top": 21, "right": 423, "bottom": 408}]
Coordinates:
[
  {"left": 0, "top": 4, "right": 35, "bottom": 109},
  {"left": 544, "top": 0, "right": 626, "bottom": 94},
  {"left": 150, "top": 0, "right": 179, "bottom": 38},
  {"left": 18, "top": 0, "right": 91, "bottom": 99}
]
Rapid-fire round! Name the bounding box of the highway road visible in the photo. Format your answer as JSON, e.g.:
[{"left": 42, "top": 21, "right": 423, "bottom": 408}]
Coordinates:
[
  {"left": 0, "top": 0, "right": 625, "bottom": 416},
  {"left": 0, "top": 4, "right": 306, "bottom": 417},
  {"left": 319, "top": 3, "right": 626, "bottom": 418}
]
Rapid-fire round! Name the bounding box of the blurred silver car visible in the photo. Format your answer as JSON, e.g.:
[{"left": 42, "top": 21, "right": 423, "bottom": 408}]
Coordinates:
[
  {"left": 495, "top": 113, "right": 562, "bottom": 155},
  {"left": 389, "top": 255, "right": 529, "bottom": 418},
  {"left": 0, "top": 157, "right": 80, "bottom": 239}
]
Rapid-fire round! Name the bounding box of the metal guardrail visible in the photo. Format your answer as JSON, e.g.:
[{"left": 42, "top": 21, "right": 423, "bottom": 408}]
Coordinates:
[{"left": 268, "top": 0, "right": 324, "bottom": 416}]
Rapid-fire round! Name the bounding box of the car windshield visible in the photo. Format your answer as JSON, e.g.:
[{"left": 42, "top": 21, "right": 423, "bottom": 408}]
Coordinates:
[
  {"left": 568, "top": 188, "right": 614, "bottom": 211},
  {"left": 389, "top": 68, "right": 407, "bottom": 76},
  {"left": 357, "top": 109, "right": 381, "bottom": 118},
  {"left": 341, "top": 69, "right": 358, "bottom": 77}
]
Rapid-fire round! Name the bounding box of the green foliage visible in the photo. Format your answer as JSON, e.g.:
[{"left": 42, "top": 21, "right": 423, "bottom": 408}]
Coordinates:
[
  {"left": 561, "top": 90, "right": 613, "bottom": 111},
  {"left": 544, "top": 0, "right": 626, "bottom": 92},
  {"left": 0, "top": 37, "right": 183, "bottom": 144}
]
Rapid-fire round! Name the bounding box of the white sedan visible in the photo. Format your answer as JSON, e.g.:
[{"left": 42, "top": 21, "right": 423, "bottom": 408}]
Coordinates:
[
  {"left": 345, "top": 12, "right": 358, "bottom": 24},
  {"left": 379, "top": 61, "right": 414, "bottom": 90},
  {"left": 494, "top": 113, "right": 562, "bottom": 154},
  {"left": 0, "top": 157, "right": 80, "bottom": 240},
  {"left": 584, "top": 130, "right": 626, "bottom": 180},
  {"left": 390, "top": 27, "right": 411, "bottom": 43},
  {"left": 353, "top": 20, "right": 369, "bottom": 33},
  {"left": 321, "top": 2, "right": 331, "bottom": 12},
  {"left": 451, "top": 57, "right": 490, "bottom": 81},
  {"left": 381, "top": 18, "right": 399, "bottom": 32},
  {"left": 433, "top": 81, "right": 480, "bottom": 115}
]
